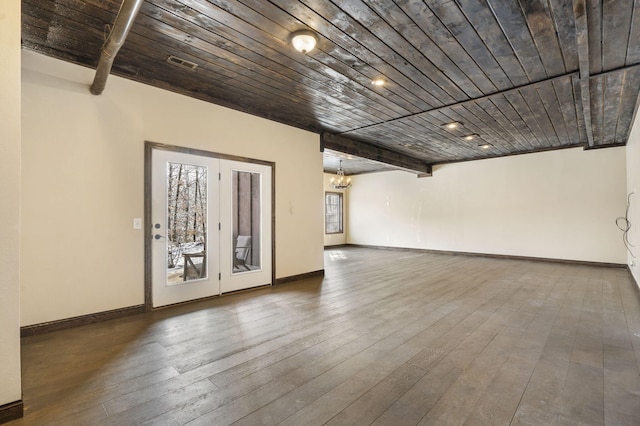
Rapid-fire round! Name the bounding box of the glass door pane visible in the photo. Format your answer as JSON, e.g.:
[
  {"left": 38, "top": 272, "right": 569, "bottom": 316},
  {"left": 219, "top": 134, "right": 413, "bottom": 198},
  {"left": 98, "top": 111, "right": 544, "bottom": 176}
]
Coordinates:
[
  {"left": 151, "top": 148, "right": 219, "bottom": 308},
  {"left": 232, "top": 170, "right": 261, "bottom": 274},
  {"left": 166, "top": 162, "right": 207, "bottom": 284}
]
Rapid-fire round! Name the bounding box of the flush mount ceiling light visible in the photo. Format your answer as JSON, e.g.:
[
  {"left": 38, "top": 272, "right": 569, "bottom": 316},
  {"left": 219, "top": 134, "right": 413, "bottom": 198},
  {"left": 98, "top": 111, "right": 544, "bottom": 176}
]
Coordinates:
[
  {"left": 290, "top": 30, "right": 318, "bottom": 54},
  {"left": 442, "top": 121, "right": 462, "bottom": 130},
  {"left": 462, "top": 134, "right": 479, "bottom": 141},
  {"left": 330, "top": 160, "right": 352, "bottom": 189},
  {"left": 371, "top": 77, "right": 386, "bottom": 86},
  {"left": 479, "top": 143, "right": 493, "bottom": 149}
]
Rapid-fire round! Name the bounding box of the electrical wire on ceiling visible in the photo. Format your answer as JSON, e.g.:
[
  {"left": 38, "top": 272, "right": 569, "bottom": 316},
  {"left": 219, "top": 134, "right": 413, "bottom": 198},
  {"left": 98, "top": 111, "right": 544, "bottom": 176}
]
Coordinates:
[{"left": 616, "top": 191, "right": 636, "bottom": 258}]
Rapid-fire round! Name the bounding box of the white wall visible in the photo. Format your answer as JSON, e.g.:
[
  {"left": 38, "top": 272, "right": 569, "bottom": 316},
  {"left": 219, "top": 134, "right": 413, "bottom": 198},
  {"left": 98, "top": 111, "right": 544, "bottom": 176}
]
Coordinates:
[
  {"left": 0, "top": 0, "right": 23, "bottom": 406},
  {"left": 348, "top": 147, "right": 627, "bottom": 264},
  {"left": 323, "top": 173, "right": 348, "bottom": 246},
  {"left": 626, "top": 111, "right": 640, "bottom": 286},
  {"left": 21, "top": 51, "right": 324, "bottom": 326}
]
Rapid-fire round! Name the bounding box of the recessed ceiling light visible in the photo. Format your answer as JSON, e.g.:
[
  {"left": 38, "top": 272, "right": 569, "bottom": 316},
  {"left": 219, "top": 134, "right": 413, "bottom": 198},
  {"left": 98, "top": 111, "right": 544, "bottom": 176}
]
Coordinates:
[
  {"left": 371, "top": 77, "right": 386, "bottom": 86},
  {"left": 462, "top": 134, "right": 478, "bottom": 141},
  {"left": 290, "top": 30, "right": 318, "bottom": 54},
  {"left": 479, "top": 143, "right": 492, "bottom": 149},
  {"left": 442, "top": 121, "right": 462, "bottom": 130}
]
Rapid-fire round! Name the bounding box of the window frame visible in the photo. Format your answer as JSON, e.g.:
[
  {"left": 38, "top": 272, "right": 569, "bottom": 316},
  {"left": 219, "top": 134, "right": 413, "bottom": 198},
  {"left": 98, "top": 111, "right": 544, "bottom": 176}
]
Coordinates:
[{"left": 324, "top": 191, "right": 344, "bottom": 234}]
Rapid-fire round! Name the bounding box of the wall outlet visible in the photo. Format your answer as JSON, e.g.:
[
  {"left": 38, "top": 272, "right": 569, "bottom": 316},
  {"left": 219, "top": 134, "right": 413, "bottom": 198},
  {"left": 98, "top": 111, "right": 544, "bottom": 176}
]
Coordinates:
[{"left": 631, "top": 260, "right": 637, "bottom": 268}]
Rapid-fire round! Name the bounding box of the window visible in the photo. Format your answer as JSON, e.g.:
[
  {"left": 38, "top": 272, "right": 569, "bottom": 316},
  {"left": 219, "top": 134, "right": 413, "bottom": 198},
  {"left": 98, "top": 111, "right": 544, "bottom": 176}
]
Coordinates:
[{"left": 325, "top": 192, "right": 343, "bottom": 234}]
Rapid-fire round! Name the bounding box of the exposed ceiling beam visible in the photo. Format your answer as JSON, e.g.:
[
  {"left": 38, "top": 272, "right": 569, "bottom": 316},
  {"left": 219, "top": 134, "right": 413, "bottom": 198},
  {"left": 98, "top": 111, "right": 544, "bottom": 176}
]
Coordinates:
[
  {"left": 321, "top": 132, "right": 432, "bottom": 176},
  {"left": 625, "top": 78, "right": 640, "bottom": 144},
  {"left": 90, "top": 0, "right": 143, "bottom": 95},
  {"left": 573, "top": 0, "right": 594, "bottom": 147},
  {"left": 24, "top": 0, "right": 640, "bottom": 163},
  {"left": 340, "top": 71, "right": 579, "bottom": 137}
]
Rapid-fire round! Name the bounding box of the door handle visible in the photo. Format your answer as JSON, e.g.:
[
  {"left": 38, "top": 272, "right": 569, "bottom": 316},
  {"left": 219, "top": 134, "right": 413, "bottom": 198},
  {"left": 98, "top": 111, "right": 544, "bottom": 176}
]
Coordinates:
[{"left": 153, "top": 223, "right": 164, "bottom": 239}]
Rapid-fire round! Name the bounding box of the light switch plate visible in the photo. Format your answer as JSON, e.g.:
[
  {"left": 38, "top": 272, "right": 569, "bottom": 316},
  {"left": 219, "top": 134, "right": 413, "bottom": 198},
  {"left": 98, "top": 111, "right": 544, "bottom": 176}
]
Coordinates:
[{"left": 133, "top": 218, "right": 142, "bottom": 229}]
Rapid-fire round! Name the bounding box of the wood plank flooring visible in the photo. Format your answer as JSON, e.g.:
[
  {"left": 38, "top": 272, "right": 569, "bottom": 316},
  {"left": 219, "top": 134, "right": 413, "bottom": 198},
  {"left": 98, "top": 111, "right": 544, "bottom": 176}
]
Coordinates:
[{"left": 9, "top": 247, "right": 640, "bottom": 425}]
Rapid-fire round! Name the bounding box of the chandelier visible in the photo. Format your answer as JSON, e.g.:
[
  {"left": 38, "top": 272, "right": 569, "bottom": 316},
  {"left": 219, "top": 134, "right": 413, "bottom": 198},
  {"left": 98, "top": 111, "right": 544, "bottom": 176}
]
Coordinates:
[{"left": 330, "top": 160, "right": 352, "bottom": 189}]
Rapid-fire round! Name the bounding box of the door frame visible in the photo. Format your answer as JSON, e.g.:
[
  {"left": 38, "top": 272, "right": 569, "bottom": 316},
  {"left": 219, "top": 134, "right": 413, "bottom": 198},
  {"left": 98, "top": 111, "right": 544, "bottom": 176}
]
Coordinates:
[{"left": 144, "top": 141, "right": 276, "bottom": 310}]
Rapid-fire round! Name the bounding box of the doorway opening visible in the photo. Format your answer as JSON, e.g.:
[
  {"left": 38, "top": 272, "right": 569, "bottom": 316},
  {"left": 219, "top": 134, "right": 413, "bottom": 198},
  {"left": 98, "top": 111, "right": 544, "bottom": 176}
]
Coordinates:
[{"left": 144, "top": 142, "right": 275, "bottom": 309}]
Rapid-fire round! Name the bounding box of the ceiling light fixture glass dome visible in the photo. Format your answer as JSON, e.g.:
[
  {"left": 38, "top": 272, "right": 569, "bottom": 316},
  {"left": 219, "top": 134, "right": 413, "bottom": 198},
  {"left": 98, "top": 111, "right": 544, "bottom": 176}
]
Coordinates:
[{"left": 291, "top": 30, "right": 318, "bottom": 54}]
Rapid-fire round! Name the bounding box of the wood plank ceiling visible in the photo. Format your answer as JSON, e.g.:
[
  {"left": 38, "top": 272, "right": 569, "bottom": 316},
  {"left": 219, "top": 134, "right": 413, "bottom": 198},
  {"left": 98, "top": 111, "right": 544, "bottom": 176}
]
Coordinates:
[{"left": 22, "top": 0, "right": 640, "bottom": 175}]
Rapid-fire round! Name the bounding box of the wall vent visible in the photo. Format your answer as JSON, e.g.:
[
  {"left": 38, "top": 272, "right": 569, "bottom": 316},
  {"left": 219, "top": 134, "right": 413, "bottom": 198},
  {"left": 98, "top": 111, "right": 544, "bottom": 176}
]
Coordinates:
[{"left": 167, "top": 55, "right": 198, "bottom": 70}]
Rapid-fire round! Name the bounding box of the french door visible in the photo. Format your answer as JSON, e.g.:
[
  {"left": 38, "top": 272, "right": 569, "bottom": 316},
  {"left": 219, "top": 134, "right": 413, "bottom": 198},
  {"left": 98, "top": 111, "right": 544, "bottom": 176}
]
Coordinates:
[
  {"left": 219, "top": 159, "right": 272, "bottom": 293},
  {"left": 149, "top": 146, "right": 272, "bottom": 308}
]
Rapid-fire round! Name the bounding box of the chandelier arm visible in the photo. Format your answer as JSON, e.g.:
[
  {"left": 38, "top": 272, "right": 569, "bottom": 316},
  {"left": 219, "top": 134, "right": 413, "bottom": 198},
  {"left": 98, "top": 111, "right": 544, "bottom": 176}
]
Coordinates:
[{"left": 331, "top": 160, "right": 352, "bottom": 189}]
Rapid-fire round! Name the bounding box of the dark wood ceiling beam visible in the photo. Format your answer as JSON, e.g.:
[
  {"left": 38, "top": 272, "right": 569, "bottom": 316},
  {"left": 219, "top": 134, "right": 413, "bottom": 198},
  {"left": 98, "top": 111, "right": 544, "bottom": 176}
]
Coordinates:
[
  {"left": 340, "top": 60, "right": 640, "bottom": 147},
  {"left": 90, "top": 0, "right": 143, "bottom": 95},
  {"left": 551, "top": 78, "right": 582, "bottom": 145},
  {"left": 321, "top": 132, "right": 432, "bottom": 176},
  {"left": 616, "top": 67, "right": 640, "bottom": 144},
  {"left": 340, "top": 71, "right": 578, "bottom": 136},
  {"left": 573, "top": 0, "right": 594, "bottom": 147},
  {"left": 21, "top": 0, "right": 640, "bottom": 166},
  {"left": 589, "top": 62, "right": 640, "bottom": 79}
]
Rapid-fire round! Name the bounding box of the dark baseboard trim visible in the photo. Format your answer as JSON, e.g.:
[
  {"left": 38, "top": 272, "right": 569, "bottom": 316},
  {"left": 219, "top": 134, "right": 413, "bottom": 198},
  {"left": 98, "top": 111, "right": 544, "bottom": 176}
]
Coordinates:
[
  {"left": 275, "top": 269, "right": 325, "bottom": 285},
  {"left": 324, "top": 244, "right": 349, "bottom": 249},
  {"left": 0, "top": 400, "right": 23, "bottom": 424},
  {"left": 20, "top": 305, "right": 146, "bottom": 337},
  {"left": 346, "top": 244, "right": 627, "bottom": 269},
  {"left": 629, "top": 266, "right": 640, "bottom": 293}
]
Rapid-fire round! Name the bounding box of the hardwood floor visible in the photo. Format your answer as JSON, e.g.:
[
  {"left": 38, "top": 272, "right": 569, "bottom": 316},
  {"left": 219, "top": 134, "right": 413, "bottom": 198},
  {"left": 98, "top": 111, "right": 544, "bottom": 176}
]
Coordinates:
[{"left": 9, "top": 247, "right": 640, "bottom": 425}]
